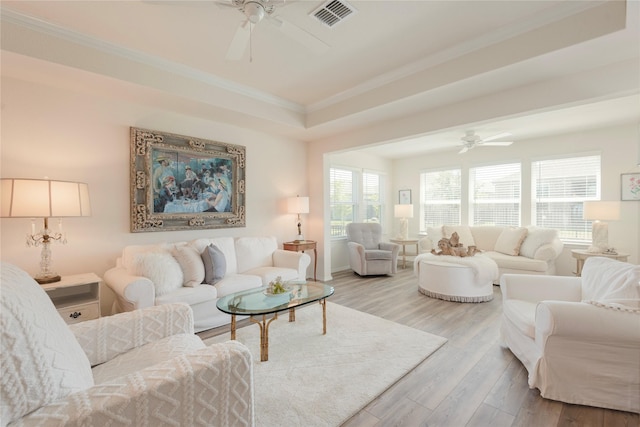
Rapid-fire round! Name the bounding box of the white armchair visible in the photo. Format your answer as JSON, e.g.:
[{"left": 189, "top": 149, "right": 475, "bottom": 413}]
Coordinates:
[
  {"left": 346, "top": 223, "right": 400, "bottom": 276},
  {"left": 500, "top": 257, "right": 640, "bottom": 413},
  {"left": 1, "top": 262, "right": 254, "bottom": 427}
]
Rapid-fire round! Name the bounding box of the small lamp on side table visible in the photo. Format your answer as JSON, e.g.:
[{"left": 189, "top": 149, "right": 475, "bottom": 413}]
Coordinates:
[
  {"left": 394, "top": 204, "right": 413, "bottom": 240},
  {"left": 287, "top": 195, "right": 309, "bottom": 242},
  {"left": 582, "top": 201, "right": 620, "bottom": 254},
  {"left": 1, "top": 178, "right": 91, "bottom": 284}
]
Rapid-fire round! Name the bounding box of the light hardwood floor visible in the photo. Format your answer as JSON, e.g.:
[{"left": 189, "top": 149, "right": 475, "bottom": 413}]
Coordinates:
[{"left": 198, "top": 266, "right": 639, "bottom": 427}]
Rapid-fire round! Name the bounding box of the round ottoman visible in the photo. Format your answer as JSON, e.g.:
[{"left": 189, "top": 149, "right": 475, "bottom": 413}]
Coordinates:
[{"left": 414, "top": 253, "right": 499, "bottom": 302}]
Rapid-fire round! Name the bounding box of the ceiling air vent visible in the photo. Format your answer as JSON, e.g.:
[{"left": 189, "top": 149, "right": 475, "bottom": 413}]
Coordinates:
[{"left": 311, "top": 0, "right": 356, "bottom": 28}]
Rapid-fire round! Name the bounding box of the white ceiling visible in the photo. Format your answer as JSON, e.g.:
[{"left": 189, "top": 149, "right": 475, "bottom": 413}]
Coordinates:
[{"left": 1, "top": 0, "right": 639, "bottom": 157}]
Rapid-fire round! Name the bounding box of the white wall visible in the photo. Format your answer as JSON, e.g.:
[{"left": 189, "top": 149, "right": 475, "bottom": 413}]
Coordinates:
[
  {"left": 0, "top": 76, "right": 309, "bottom": 313},
  {"left": 391, "top": 123, "right": 640, "bottom": 275}
]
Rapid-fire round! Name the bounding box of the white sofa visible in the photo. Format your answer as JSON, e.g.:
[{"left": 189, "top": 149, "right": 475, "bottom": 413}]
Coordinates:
[
  {"left": 104, "top": 236, "right": 310, "bottom": 332},
  {"left": 500, "top": 257, "right": 640, "bottom": 413},
  {"left": 419, "top": 225, "right": 564, "bottom": 283},
  {"left": 1, "top": 262, "right": 254, "bottom": 426}
]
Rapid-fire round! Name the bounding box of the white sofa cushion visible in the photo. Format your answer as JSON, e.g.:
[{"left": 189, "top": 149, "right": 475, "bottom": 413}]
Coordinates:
[
  {"left": 495, "top": 227, "right": 528, "bottom": 256},
  {"left": 172, "top": 245, "right": 205, "bottom": 287},
  {"left": 1, "top": 263, "right": 94, "bottom": 425},
  {"left": 235, "top": 236, "right": 278, "bottom": 273},
  {"left": 520, "top": 227, "right": 558, "bottom": 259},
  {"left": 443, "top": 225, "right": 475, "bottom": 247},
  {"left": 190, "top": 237, "right": 238, "bottom": 275},
  {"left": 130, "top": 251, "right": 184, "bottom": 296},
  {"left": 155, "top": 284, "right": 218, "bottom": 306}
]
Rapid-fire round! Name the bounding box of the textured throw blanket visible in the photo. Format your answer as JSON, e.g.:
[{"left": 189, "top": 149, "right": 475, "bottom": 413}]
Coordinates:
[{"left": 414, "top": 253, "right": 499, "bottom": 284}]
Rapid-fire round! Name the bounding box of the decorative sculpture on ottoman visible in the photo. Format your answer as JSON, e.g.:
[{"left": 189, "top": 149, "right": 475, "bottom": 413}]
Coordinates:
[{"left": 431, "top": 232, "right": 479, "bottom": 257}]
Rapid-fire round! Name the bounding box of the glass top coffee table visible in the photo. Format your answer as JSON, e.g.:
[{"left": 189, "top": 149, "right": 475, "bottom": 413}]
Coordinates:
[{"left": 216, "top": 281, "right": 334, "bottom": 361}]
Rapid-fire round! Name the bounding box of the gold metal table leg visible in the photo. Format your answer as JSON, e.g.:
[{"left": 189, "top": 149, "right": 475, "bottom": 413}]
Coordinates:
[
  {"left": 230, "top": 314, "right": 236, "bottom": 340},
  {"left": 289, "top": 307, "right": 295, "bottom": 322},
  {"left": 320, "top": 298, "right": 327, "bottom": 335},
  {"left": 250, "top": 313, "right": 278, "bottom": 362}
]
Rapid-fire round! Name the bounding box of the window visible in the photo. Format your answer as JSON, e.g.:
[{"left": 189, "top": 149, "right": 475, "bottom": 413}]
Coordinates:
[
  {"left": 470, "top": 163, "right": 521, "bottom": 226},
  {"left": 531, "top": 155, "right": 600, "bottom": 243},
  {"left": 420, "top": 168, "right": 461, "bottom": 231},
  {"left": 329, "top": 167, "right": 385, "bottom": 239}
]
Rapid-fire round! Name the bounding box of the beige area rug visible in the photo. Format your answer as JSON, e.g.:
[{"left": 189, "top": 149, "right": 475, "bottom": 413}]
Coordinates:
[{"left": 205, "top": 302, "right": 447, "bottom": 427}]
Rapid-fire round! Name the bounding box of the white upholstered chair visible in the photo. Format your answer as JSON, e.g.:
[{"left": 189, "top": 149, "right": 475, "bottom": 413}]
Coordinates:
[
  {"left": 1, "top": 262, "right": 255, "bottom": 426},
  {"left": 500, "top": 257, "right": 640, "bottom": 413},
  {"left": 346, "top": 223, "right": 400, "bottom": 276}
]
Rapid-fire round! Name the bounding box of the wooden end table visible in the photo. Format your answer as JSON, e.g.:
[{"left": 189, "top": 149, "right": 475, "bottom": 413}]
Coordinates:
[
  {"left": 390, "top": 238, "right": 419, "bottom": 268},
  {"left": 570, "top": 249, "right": 629, "bottom": 276},
  {"left": 283, "top": 240, "right": 317, "bottom": 281}
]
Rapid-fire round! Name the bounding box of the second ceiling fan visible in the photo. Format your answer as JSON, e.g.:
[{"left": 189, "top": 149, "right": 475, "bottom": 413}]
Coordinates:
[{"left": 458, "top": 130, "right": 513, "bottom": 154}]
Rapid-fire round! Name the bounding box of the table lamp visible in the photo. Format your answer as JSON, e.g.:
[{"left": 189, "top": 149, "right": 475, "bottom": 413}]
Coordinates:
[
  {"left": 287, "top": 195, "right": 309, "bottom": 242},
  {"left": 394, "top": 204, "right": 413, "bottom": 240},
  {"left": 1, "top": 178, "right": 91, "bottom": 284},
  {"left": 582, "top": 201, "right": 620, "bottom": 253}
]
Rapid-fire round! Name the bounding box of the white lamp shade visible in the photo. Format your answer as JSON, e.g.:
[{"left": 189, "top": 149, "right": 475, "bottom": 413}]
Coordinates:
[
  {"left": 394, "top": 204, "right": 414, "bottom": 218},
  {"left": 287, "top": 196, "right": 309, "bottom": 214},
  {"left": 582, "top": 201, "right": 620, "bottom": 221},
  {"left": 1, "top": 178, "right": 91, "bottom": 218}
]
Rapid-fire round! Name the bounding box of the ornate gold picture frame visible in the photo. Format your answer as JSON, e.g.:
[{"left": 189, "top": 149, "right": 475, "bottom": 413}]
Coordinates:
[{"left": 130, "top": 127, "right": 246, "bottom": 232}]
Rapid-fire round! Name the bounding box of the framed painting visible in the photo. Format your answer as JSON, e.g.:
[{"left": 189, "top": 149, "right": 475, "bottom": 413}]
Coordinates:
[
  {"left": 399, "top": 189, "right": 411, "bottom": 204},
  {"left": 130, "top": 127, "right": 246, "bottom": 232},
  {"left": 621, "top": 173, "right": 640, "bottom": 201}
]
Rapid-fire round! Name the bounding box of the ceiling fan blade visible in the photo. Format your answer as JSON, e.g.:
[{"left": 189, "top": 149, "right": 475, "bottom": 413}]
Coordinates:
[
  {"left": 269, "top": 16, "right": 330, "bottom": 55},
  {"left": 458, "top": 146, "right": 470, "bottom": 154},
  {"left": 481, "top": 132, "right": 512, "bottom": 142},
  {"left": 480, "top": 141, "right": 513, "bottom": 146},
  {"left": 226, "top": 20, "right": 251, "bottom": 61}
]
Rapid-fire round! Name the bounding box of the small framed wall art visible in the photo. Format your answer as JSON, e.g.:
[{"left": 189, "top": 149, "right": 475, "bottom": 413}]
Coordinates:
[
  {"left": 399, "top": 189, "right": 411, "bottom": 204},
  {"left": 621, "top": 173, "right": 640, "bottom": 201}
]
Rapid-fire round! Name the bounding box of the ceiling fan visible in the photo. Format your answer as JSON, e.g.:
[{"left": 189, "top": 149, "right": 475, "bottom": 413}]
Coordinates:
[
  {"left": 217, "top": 0, "right": 330, "bottom": 61},
  {"left": 458, "top": 130, "right": 513, "bottom": 154}
]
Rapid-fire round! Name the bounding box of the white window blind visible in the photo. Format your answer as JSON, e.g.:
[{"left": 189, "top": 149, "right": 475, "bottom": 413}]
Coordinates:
[
  {"left": 531, "top": 155, "right": 600, "bottom": 242},
  {"left": 330, "top": 168, "right": 355, "bottom": 238},
  {"left": 362, "top": 171, "right": 384, "bottom": 223},
  {"left": 420, "top": 168, "right": 461, "bottom": 231},
  {"left": 470, "top": 163, "right": 521, "bottom": 226}
]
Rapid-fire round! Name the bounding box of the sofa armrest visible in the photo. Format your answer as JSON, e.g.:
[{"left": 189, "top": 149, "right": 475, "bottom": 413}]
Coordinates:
[
  {"left": 272, "top": 249, "right": 311, "bottom": 279},
  {"left": 69, "top": 303, "right": 194, "bottom": 366},
  {"left": 533, "top": 238, "right": 564, "bottom": 262},
  {"left": 103, "top": 266, "right": 155, "bottom": 312},
  {"left": 17, "top": 341, "right": 254, "bottom": 427},
  {"left": 500, "top": 274, "right": 582, "bottom": 303},
  {"left": 536, "top": 301, "right": 640, "bottom": 345},
  {"left": 379, "top": 242, "right": 400, "bottom": 255}
]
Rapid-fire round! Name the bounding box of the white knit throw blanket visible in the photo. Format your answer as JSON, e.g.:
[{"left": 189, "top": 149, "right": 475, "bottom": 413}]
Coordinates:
[{"left": 414, "top": 253, "right": 499, "bottom": 284}]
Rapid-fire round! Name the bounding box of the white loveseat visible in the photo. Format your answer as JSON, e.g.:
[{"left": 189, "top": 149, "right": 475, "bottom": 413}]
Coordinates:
[
  {"left": 1, "top": 262, "right": 254, "bottom": 426},
  {"left": 104, "top": 236, "right": 310, "bottom": 332},
  {"left": 500, "top": 257, "right": 640, "bottom": 413},
  {"left": 419, "top": 225, "right": 564, "bottom": 283}
]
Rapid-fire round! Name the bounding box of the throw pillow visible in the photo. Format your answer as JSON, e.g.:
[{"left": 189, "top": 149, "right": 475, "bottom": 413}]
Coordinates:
[
  {"left": 130, "top": 251, "right": 184, "bottom": 296},
  {"left": 519, "top": 227, "right": 557, "bottom": 259},
  {"left": 1, "top": 262, "right": 94, "bottom": 425},
  {"left": 443, "top": 225, "right": 475, "bottom": 247},
  {"left": 495, "top": 227, "right": 528, "bottom": 256},
  {"left": 202, "top": 244, "right": 227, "bottom": 285},
  {"left": 172, "top": 245, "right": 205, "bottom": 287}
]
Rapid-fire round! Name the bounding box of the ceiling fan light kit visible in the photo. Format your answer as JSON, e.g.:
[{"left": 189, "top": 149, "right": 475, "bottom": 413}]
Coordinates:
[{"left": 458, "top": 130, "right": 514, "bottom": 154}]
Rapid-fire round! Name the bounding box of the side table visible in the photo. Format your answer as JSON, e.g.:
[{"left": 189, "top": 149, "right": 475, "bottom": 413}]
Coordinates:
[
  {"left": 570, "top": 249, "right": 629, "bottom": 276},
  {"left": 283, "top": 240, "right": 317, "bottom": 281},
  {"left": 41, "top": 273, "right": 101, "bottom": 324},
  {"left": 390, "top": 238, "right": 419, "bottom": 268}
]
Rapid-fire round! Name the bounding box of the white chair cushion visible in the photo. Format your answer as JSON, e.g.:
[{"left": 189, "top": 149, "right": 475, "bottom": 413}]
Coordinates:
[
  {"left": 91, "top": 334, "right": 205, "bottom": 384},
  {"left": 0, "top": 263, "right": 94, "bottom": 425},
  {"left": 502, "top": 299, "right": 537, "bottom": 339}
]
